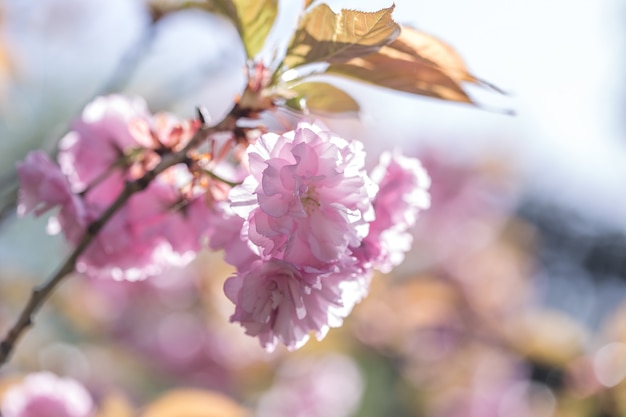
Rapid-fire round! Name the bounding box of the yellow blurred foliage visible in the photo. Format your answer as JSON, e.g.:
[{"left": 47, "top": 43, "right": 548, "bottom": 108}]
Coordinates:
[
  {"left": 96, "top": 393, "right": 136, "bottom": 417},
  {"left": 0, "top": 375, "right": 24, "bottom": 402},
  {"left": 0, "top": 6, "right": 12, "bottom": 105},
  {"left": 140, "top": 389, "right": 248, "bottom": 417},
  {"left": 506, "top": 310, "right": 588, "bottom": 367}
]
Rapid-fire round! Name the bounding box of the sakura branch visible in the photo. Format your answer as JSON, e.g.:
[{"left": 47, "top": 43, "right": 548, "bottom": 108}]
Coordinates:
[
  {"left": 3, "top": 86, "right": 432, "bottom": 364},
  {"left": 0, "top": 102, "right": 242, "bottom": 366},
  {"left": 1, "top": 0, "right": 498, "bottom": 363}
]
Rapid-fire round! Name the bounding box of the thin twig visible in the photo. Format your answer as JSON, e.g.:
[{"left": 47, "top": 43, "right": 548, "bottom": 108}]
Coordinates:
[{"left": 0, "top": 106, "right": 240, "bottom": 367}]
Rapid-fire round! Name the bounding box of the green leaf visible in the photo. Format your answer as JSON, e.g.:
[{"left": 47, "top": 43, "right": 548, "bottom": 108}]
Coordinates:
[
  {"left": 325, "top": 26, "right": 495, "bottom": 104},
  {"left": 230, "top": 0, "right": 278, "bottom": 58},
  {"left": 283, "top": 4, "right": 400, "bottom": 69},
  {"left": 147, "top": 0, "right": 235, "bottom": 22},
  {"left": 285, "top": 81, "right": 360, "bottom": 114}
]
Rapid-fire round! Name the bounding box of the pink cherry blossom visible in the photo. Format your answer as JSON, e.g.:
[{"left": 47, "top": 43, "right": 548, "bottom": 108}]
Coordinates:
[
  {"left": 224, "top": 259, "right": 361, "bottom": 351},
  {"left": 370, "top": 151, "right": 430, "bottom": 230},
  {"left": 352, "top": 151, "right": 431, "bottom": 273},
  {"left": 129, "top": 112, "right": 200, "bottom": 151},
  {"left": 74, "top": 175, "right": 226, "bottom": 281},
  {"left": 229, "top": 121, "right": 375, "bottom": 267},
  {"left": 50, "top": 95, "right": 214, "bottom": 280},
  {"left": 57, "top": 94, "right": 150, "bottom": 194},
  {"left": 17, "top": 95, "right": 221, "bottom": 281},
  {"left": 257, "top": 354, "right": 364, "bottom": 417},
  {"left": 0, "top": 372, "right": 94, "bottom": 417},
  {"left": 16, "top": 151, "right": 86, "bottom": 221},
  {"left": 207, "top": 202, "right": 258, "bottom": 271}
]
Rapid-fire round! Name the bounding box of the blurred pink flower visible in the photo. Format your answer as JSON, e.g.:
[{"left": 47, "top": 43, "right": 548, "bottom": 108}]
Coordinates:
[
  {"left": 81, "top": 264, "right": 268, "bottom": 390},
  {"left": 352, "top": 151, "right": 431, "bottom": 273},
  {"left": 129, "top": 112, "right": 200, "bottom": 151},
  {"left": 75, "top": 182, "right": 198, "bottom": 281},
  {"left": 410, "top": 150, "right": 517, "bottom": 270},
  {"left": 230, "top": 121, "right": 375, "bottom": 267},
  {"left": 207, "top": 202, "right": 258, "bottom": 271},
  {"left": 16, "top": 150, "right": 86, "bottom": 223},
  {"left": 17, "top": 94, "right": 215, "bottom": 280},
  {"left": 256, "top": 354, "right": 364, "bottom": 417},
  {"left": 370, "top": 151, "right": 431, "bottom": 234},
  {"left": 224, "top": 259, "right": 359, "bottom": 351},
  {"left": 58, "top": 94, "right": 150, "bottom": 194},
  {"left": 0, "top": 372, "right": 94, "bottom": 417}
]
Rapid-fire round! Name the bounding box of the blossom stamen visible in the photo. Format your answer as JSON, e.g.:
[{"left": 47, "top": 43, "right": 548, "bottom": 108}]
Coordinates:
[{"left": 299, "top": 185, "right": 320, "bottom": 214}]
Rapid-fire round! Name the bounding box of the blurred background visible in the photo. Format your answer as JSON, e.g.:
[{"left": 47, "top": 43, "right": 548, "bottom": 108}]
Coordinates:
[{"left": 1, "top": 0, "right": 626, "bottom": 416}]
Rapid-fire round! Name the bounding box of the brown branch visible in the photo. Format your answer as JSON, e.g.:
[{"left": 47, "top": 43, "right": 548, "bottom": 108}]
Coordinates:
[{"left": 0, "top": 106, "right": 241, "bottom": 367}]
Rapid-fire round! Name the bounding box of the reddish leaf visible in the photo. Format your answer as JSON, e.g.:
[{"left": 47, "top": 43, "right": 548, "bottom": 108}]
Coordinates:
[
  {"left": 327, "top": 43, "right": 472, "bottom": 103},
  {"left": 283, "top": 4, "right": 400, "bottom": 69},
  {"left": 326, "top": 25, "right": 504, "bottom": 104}
]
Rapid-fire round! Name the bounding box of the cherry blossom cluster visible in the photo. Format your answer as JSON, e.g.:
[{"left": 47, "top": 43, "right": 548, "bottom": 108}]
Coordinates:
[{"left": 17, "top": 94, "right": 431, "bottom": 351}]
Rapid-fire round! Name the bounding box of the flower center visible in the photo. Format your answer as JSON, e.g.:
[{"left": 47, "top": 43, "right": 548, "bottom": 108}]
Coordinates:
[
  {"left": 298, "top": 184, "right": 320, "bottom": 215},
  {"left": 267, "top": 279, "right": 284, "bottom": 309}
]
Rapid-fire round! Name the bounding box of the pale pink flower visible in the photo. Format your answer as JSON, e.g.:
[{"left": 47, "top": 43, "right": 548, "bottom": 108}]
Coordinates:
[
  {"left": 129, "top": 112, "right": 200, "bottom": 151},
  {"left": 410, "top": 150, "right": 516, "bottom": 269},
  {"left": 159, "top": 193, "right": 215, "bottom": 255},
  {"left": 47, "top": 94, "right": 211, "bottom": 280},
  {"left": 58, "top": 94, "right": 150, "bottom": 194},
  {"left": 352, "top": 151, "right": 431, "bottom": 273},
  {"left": 230, "top": 121, "right": 375, "bottom": 267},
  {"left": 57, "top": 94, "right": 201, "bottom": 204},
  {"left": 370, "top": 151, "right": 431, "bottom": 231},
  {"left": 53, "top": 94, "right": 152, "bottom": 248},
  {"left": 0, "top": 372, "right": 94, "bottom": 417},
  {"left": 207, "top": 202, "right": 258, "bottom": 271},
  {"left": 16, "top": 151, "right": 86, "bottom": 222},
  {"left": 256, "top": 354, "right": 364, "bottom": 417},
  {"left": 75, "top": 181, "right": 205, "bottom": 281},
  {"left": 16, "top": 95, "right": 219, "bottom": 281},
  {"left": 224, "top": 259, "right": 360, "bottom": 351}
]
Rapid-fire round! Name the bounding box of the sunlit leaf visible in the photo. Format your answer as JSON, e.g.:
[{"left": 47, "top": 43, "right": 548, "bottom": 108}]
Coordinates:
[
  {"left": 286, "top": 81, "right": 360, "bottom": 114},
  {"left": 326, "top": 46, "right": 472, "bottom": 103},
  {"left": 326, "top": 25, "right": 504, "bottom": 104},
  {"left": 283, "top": 4, "right": 400, "bottom": 69},
  {"left": 387, "top": 26, "right": 502, "bottom": 91},
  {"left": 141, "top": 389, "right": 248, "bottom": 417},
  {"left": 230, "top": 0, "right": 278, "bottom": 58}
]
